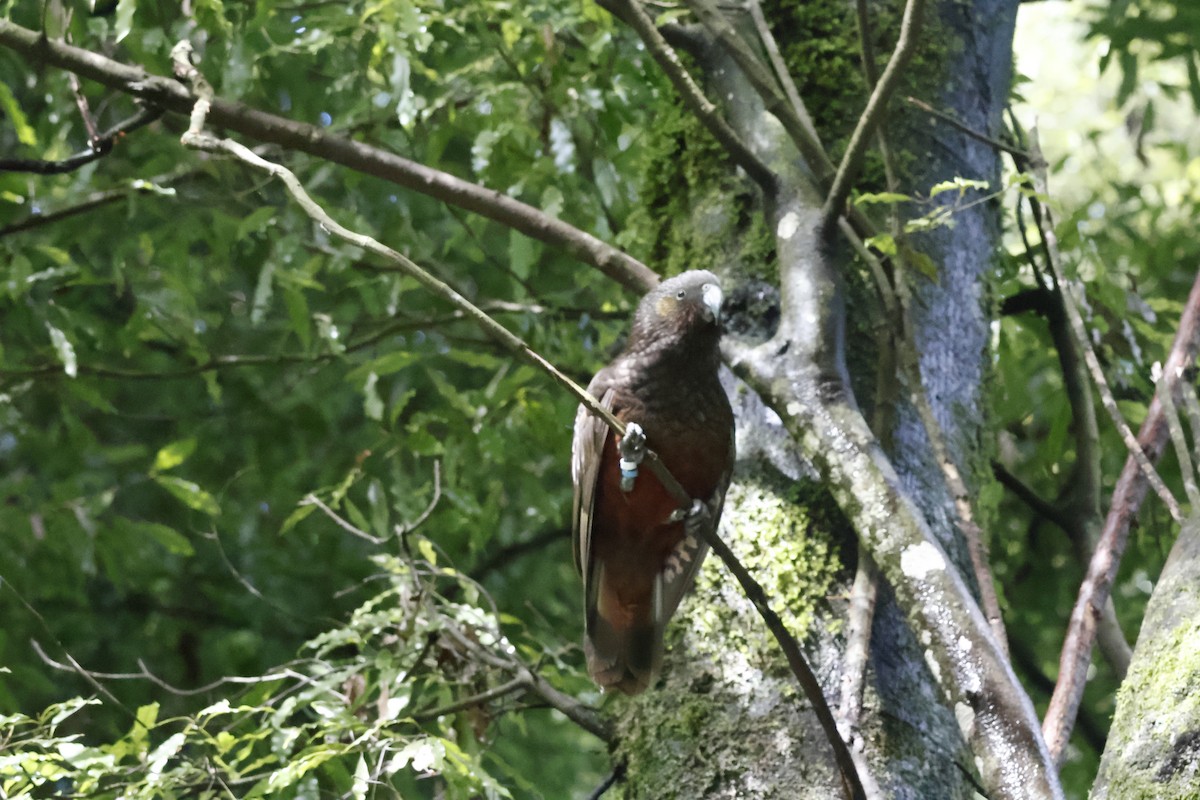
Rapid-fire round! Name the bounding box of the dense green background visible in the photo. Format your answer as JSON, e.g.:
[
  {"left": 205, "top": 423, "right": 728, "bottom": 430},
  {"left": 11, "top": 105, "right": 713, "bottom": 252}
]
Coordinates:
[{"left": 1, "top": 0, "right": 1197, "bottom": 797}]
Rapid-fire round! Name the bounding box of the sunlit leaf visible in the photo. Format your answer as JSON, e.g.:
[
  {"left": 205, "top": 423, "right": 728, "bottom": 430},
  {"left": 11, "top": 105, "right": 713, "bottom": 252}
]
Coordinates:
[
  {"left": 0, "top": 80, "right": 36, "bottom": 146},
  {"left": 152, "top": 438, "right": 198, "bottom": 472},
  {"left": 153, "top": 475, "right": 221, "bottom": 516},
  {"left": 45, "top": 323, "right": 77, "bottom": 378}
]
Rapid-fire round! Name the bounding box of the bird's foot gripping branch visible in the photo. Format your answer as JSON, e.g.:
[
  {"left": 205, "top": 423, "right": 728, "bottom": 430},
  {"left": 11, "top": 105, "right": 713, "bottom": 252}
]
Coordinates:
[{"left": 617, "top": 422, "right": 647, "bottom": 492}]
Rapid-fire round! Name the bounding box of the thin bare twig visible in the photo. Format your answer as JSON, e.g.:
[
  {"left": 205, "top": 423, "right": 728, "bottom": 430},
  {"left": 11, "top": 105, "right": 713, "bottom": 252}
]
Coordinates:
[
  {"left": 1022, "top": 132, "right": 1181, "bottom": 524},
  {"left": 603, "top": 0, "right": 776, "bottom": 193},
  {"left": 1157, "top": 362, "right": 1200, "bottom": 507},
  {"left": 838, "top": 554, "right": 877, "bottom": 736},
  {"left": 1043, "top": 268, "right": 1200, "bottom": 764},
  {"left": 0, "top": 107, "right": 163, "bottom": 175},
  {"left": 821, "top": 0, "right": 926, "bottom": 235},
  {"left": 746, "top": 0, "right": 822, "bottom": 152},
  {"left": 398, "top": 460, "right": 442, "bottom": 553},
  {"left": 905, "top": 96, "right": 1029, "bottom": 160},
  {"left": 684, "top": 0, "right": 832, "bottom": 183},
  {"left": 411, "top": 676, "right": 528, "bottom": 721},
  {"left": 699, "top": 520, "right": 866, "bottom": 800}
]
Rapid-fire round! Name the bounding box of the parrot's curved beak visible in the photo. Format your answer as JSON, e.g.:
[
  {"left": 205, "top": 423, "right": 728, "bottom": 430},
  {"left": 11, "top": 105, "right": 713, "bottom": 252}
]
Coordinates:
[{"left": 701, "top": 282, "right": 723, "bottom": 324}]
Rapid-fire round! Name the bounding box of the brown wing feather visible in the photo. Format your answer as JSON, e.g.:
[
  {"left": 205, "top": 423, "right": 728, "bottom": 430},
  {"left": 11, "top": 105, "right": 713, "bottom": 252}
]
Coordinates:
[
  {"left": 656, "top": 425, "right": 735, "bottom": 625},
  {"left": 571, "top": 380, "right": 615, "bottom": 579}
]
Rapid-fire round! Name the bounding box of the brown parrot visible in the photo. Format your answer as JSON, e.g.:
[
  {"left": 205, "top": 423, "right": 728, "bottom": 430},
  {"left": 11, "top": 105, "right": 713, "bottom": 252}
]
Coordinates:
[{"left": 571, "top": 270, "right": 735, "bottom": 694}]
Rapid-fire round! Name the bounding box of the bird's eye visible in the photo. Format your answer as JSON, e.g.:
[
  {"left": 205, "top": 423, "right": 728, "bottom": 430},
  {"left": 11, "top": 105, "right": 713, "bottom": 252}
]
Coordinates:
[{"left": 676, "top": 289, "right": 686, "bottom": 299}]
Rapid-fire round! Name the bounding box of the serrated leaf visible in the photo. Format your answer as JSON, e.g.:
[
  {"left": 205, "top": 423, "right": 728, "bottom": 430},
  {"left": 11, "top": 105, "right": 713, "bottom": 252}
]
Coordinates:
[
  {"left": 389, "top": 388, "right": 417, "bottom": 426},
  {"left": 152, "top": 437, "right": 198, "bottom": 472},
  {"left": 153, "top": 475, "right": 221, "bottom": 516},
  {"left": 347, "top": 351, "right": 421, "bottom": 383}
]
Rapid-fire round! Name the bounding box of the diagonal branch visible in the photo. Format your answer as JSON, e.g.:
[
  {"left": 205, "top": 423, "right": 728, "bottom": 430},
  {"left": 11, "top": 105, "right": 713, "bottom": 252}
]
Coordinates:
[
  {"left": 0, "top": 19, "right": 657, "bottom": 292},
  {"left": 602, "top": 0, "right": 776, "bottom": 193},
  {"left": 683, "top": 0, "right": 832, "bottom": 183},
  {"left": 1025, "top": 137, "right": 1182, "bottom": 524},
  {"left": 171, "top": 51, "right": 863, "bottom": 796},
  {"left": 0, "top": 106, "right": 164, "bottom": 175},
  {"left": 820, "top": 0, "right": 926, "bottom": 236},
  {"left": 1042, "top": 267, "right": 1200, "bottom": 764}
]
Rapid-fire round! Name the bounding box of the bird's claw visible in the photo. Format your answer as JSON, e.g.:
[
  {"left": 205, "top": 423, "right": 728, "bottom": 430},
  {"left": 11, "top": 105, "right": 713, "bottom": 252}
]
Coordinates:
[
  {"left": 668, "top": 498, "right": 708, "bottom": 525},
  {"left": 618, "top": 422, "right": 647, "bottom": 492}
]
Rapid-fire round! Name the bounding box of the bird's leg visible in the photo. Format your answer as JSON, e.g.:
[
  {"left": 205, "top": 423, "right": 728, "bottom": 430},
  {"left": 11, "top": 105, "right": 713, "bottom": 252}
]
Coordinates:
[
  {"left": 618, "top": 422, "right": 646, "bottom": 492},
  {"left": 668, "top": 498, "right": 709, "bottom": 527}
]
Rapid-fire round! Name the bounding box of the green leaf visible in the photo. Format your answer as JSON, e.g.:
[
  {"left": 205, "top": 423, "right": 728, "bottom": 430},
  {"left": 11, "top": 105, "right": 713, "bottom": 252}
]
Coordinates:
[
  {"left": 45, "top": 323, "right": 77, "bottom": 378},
  {"left": 65, "top": 381, "right": 116, "bottom": 414},
  {"left": 900, "top": 244, "right": 939, "bottom": 281},
  {"left": 127, "top": 520, "right": 195, "bottom": 556},
  {"left": 1188, "top": 50, "right": 1200, "bottom": 111},
  {"left": 346, "top": 351, "right": 421, "bottom": 383},
  {"left": 854, "top": 191, "right": 912, "bottom": 206},
  {"left": 251, "top": 263, "right": 275, "bottom": 326},
  {"left": 0, "top": 81, "right": 36, "bottom": 146},
  {"left": 363, "top": 372, "right": 384, "bottom": 422},
  {"left": 283, "top": 288, "right": 312, "bottom": 350},
  {"left": 864, "top": 233, "right": 897, "bottom": 257},
  {"left": 153, "top": 475, "right": 221, "bottom": 516},
  {"left": 238, "top": 206, "right": 277, "bottom": 240},
  {"left": 352, "top": 754, "right": 370, "bottom": 800},
  {"left": 929, "top": 177, "right": 989, "bottom": 198},
  {"left": 417, "top": 538, "right": 438, "bottom": 566},
  {"left": 114, "top": 0, "right": 137, "bottom": 42},
  {"left": 280, "top": 502, "right": 317, "bottom": 535},
  {"left": 152, "top": 437, "right": 198, "bottom": 472},
  {"left": 508, "top": 230, "right": 538, "bottom": 280}
]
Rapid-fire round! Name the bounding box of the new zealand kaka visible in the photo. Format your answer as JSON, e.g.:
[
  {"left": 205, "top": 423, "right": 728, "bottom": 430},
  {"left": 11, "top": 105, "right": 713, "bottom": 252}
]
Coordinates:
[{"left": 571, "top": 270, "right": 735, "bottom": 694}]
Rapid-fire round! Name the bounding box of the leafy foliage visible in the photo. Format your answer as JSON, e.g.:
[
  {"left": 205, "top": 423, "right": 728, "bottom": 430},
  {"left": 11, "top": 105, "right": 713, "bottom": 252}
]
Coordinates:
[{"left": 0, "top": 0, "right": 1197, "bottom": 797}]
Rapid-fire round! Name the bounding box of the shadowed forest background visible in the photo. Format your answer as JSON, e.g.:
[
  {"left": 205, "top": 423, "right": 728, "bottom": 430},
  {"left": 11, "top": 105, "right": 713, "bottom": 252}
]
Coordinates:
[{"left": 1, "top": 0, "right": 1199, "bottom": 798}]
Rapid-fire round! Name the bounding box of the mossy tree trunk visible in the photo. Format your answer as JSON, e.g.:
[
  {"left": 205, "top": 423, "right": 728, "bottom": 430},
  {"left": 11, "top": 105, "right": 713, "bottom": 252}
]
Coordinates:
[
  {"left": 1089, "top": 515, "right": 1200, "bottom": 800},
  {"left": 608, "top": 0, "right": 1032, "bottom": 797}
]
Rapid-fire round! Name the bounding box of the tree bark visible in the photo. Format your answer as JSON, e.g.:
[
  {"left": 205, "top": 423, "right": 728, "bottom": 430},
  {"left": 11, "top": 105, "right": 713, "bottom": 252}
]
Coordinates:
[
  {"left": 1090, "top": 514, "right": 1200, "bottom": 800},
  {"left": 608, "top": 1, "right": 1046, "bottom": 798}
]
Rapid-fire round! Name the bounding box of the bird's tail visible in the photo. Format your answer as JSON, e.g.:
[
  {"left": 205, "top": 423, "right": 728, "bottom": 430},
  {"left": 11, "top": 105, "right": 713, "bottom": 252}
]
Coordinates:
[{"left": 583, "top": 564, "right": 664, "bottom": 695}]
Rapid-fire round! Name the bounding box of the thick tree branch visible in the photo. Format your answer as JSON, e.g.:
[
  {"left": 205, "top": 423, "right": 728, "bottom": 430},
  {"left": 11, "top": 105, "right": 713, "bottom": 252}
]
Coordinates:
[
  {"left": 704, "top": 29, "right": 1062, "bottom": 795},
  {"left": 0, "top": 20, "right": 658, "bottom": 292},
  {"left": 1043, "top": 267, "right": 1200, "bottom": 764},
  {"left": 729, "top": 340, "right": 1063, "bottom": 800}
]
